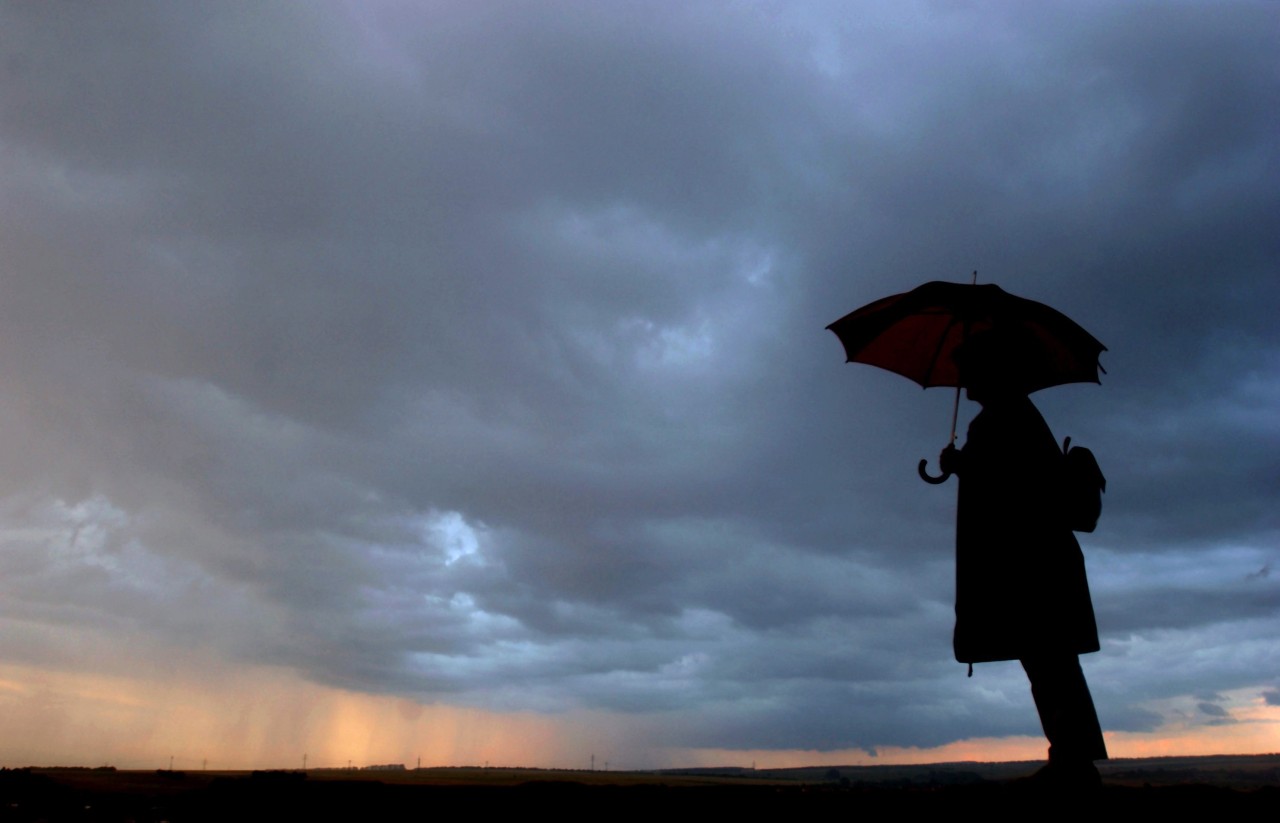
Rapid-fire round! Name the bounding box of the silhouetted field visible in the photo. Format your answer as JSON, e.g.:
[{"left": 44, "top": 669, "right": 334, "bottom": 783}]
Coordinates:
[{"left": 2, "top": 754, "right": 1274, "bottom": 820}]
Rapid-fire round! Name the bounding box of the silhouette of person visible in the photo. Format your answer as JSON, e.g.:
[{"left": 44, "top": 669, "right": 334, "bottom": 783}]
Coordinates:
[{"left": 939, "top": 329, "right": 1107, "bottom": 785}]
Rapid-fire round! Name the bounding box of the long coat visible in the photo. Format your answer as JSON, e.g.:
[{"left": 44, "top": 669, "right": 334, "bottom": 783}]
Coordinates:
[{"left": 953, "top": 396, "right": 1100, "bottom": 664}]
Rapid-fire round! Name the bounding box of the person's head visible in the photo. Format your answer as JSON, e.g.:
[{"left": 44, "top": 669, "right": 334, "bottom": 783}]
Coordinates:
[{"left": 952, "top": 328, "right": 1035, "bottom": 404}]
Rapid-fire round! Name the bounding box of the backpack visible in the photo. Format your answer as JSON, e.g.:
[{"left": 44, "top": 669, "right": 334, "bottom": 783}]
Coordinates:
[{"left": 1062, "top": 436, "right": 1105, "bottom": 532}]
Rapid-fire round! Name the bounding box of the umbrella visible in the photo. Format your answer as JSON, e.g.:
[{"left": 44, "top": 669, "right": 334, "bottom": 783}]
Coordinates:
[{"left": 826, "top": 278, "right": 1105, "bottom": 483}]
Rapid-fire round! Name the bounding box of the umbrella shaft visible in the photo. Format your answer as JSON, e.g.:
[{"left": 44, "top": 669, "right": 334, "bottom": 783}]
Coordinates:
[{"left": 950, "top": 385, "right": 961, "bottom": 443}]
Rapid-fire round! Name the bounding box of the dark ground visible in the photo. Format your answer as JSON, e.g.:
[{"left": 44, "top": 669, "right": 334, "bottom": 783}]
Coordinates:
[{"left": 2, "top": 754, "right": 1275, "bottom": 820}]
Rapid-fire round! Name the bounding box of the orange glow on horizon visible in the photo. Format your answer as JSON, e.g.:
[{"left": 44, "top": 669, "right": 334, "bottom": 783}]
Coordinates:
[
  {"left": 0, "top": 660, "right": 599, "bottom": 770},
  {"left": 0, "top": 659, "right": 1274, "bottom": 771}
]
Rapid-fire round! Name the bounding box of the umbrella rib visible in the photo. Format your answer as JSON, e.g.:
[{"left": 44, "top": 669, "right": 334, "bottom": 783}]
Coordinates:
[{"left": 922, "top": 312, "right": 962, "bottom": 387}]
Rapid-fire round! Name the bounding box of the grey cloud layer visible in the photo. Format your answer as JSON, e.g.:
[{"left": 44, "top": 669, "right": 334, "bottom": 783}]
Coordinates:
[{"left": 0, "top": 1, "right": 1275, "bottom": 754}]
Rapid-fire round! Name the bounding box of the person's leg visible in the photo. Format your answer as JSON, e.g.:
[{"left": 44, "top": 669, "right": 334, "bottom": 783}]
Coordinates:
[{"left": 1021, "top": 656, "right": 1107, "bottom": 765}]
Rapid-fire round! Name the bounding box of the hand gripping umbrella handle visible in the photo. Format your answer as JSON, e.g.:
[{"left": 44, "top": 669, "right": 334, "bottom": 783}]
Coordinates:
[
  {"left": 918, "top": 459, "right": 952, "bottom": 484},
  {"left": 918, "top": 385, "right": 962, "bottom": 484}
]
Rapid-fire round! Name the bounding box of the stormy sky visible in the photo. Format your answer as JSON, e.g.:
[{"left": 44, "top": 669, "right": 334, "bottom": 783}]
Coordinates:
[{"left": 0, "top": 2, "right": 1276, "bottom": 768}]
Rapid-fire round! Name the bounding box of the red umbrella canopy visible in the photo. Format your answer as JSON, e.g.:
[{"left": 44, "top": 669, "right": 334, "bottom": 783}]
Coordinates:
[{"left": 826, "top": 281, "right": 1106, "bottom": 393}]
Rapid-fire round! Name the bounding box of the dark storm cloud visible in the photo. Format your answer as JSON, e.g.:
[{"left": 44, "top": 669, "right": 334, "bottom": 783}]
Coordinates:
[
  {"left": 0, "top": 0, "right": 1276, "bottom": 755},
  {"left": 1198, "top": 702, "right": 1229, "bottom": 718}
]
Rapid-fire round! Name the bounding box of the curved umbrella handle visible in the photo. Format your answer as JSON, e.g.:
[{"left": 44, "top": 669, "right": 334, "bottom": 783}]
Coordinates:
[{"left": 918, "top": 458, "right": 952, "bottom": 485}]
